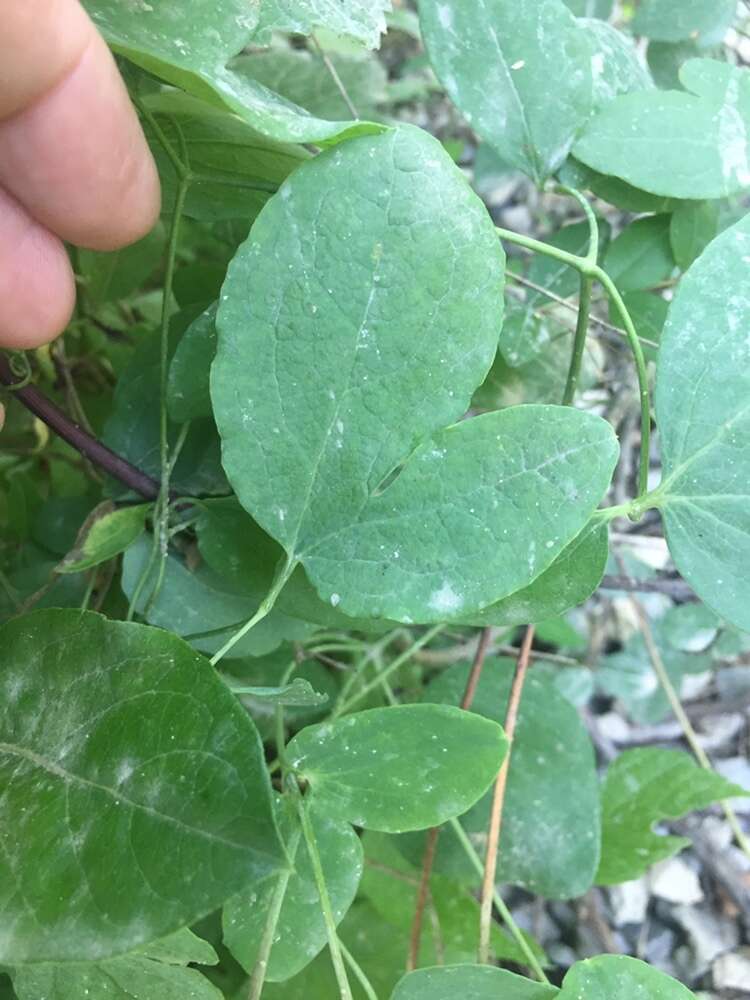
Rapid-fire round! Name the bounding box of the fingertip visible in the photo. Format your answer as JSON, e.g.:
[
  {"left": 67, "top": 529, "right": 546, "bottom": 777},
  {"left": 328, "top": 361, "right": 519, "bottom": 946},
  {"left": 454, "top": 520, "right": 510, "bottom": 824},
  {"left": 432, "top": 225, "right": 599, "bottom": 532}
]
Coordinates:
[
  {"left": 0, "top": 187, "right": 75, "bottom": 350},
  {"left": 0, "top": 33, "right": 162, "bottom": 253}
]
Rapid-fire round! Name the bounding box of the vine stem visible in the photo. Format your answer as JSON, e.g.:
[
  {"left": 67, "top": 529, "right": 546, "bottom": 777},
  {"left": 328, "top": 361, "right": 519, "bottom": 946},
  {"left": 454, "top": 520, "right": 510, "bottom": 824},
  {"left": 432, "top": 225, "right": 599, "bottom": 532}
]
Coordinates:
[
  {"left": 311, "top": 34, "right": 359, "bottom": 119},
  {"left": 294, "top": 790, "right": 354, "bottom": 1000},
  {"left": 333, "top": 624, "right": 445, "bottom": 717},
  {"left": 0, "top": 354, "right": 160, "bottom": 499},
  {"left": 562, "top": 273, "right": 593, "bottom": 406},
  {"left": 448, "top": 818, "right": 549, "bottom": 984},
  {"left": 247, "top": 827, "right": 302, "bottom": 1000},
  {"left": 340, "top": 941, "right": 379, "bottom": 1000},
  {"left": 478, "top": 624, "right": 535, "bottom": 964},
  {"left": 408, "top": 626, "right": 493, "bottom": 970},
  {"left": 597, "top": 270, "right": 651, "bottom": 497},
  {"left": 210, "top": 558, "right": 295, "bottom": 666},
  {"left": 495, "top": 225, "right": 652, "bottom": 497},
  {"left": 623, "top": 576, "right": 750, "bottom": 861}
]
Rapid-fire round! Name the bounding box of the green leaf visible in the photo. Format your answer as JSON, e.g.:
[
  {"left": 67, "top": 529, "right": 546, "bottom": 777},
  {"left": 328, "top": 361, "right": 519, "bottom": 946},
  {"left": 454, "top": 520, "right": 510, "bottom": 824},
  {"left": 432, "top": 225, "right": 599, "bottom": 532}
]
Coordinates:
[
  {"left": 195, "top": 499, "right": 395, "bottom": 633},
  {"left": 83, "top": 0, "right": 380, "bottom": 146},
  {"left": 224, "top": 801, "right": 362, "bottom": 981},
  {"left": 167, "top": 303, "right": 217, "bottom": 423},
  {"left": 647, "top": 39, "right": 708, "bottom": 90},
  {"left": 458, "top": 521, "right": 610, "bottom": 628},
  {"left": 231, "top": 677, "right": 328, "bottom": 708},
  {"left": 597, "top": 748, "right": 749, "bottom": 884},
  {"left": 78, "top": 223, "right": 165, "bottom": 308},
  {"left": 143, "top": 92, "right": 310, "bottom": 223},
  {"left": 121, "top": 534, "right": 314, "bottom": 659},
  {"left": 212, "top": 128, "right": 619, "bottom": 623},
  {"left": 252, "top": 0, "right": 390, "bottom": 49},
  {"left": 575, "top": 58, "right": 750, "bottom": 199},
  {"left": 233, "top": 47, "right": 387, "bottom": 121},
  {"left": 360, "top": 833, "right": 544, "bottom": 967},
  {"left": 564, "top": 0, "right": 612, "bottom": 16},
  {"left": 669, "top": 199, "right": 721, "bottom": 270},
  {"left": 419, "top": 0, "right": 593, "bottom": 183},
  {"left": 392, "top": 965, "right": 558, "bottom": 1000},
  {"left": 560, "top": 955, "right": 697, "bottom": 999},
  {"left": 260, "top": 901, "right": 411, "bottom": 1000},
  {"left": 12, "top": 926, "right": 220, "bottom": 998},
  {"left": 13, "top": 954, "right": 221, "bottom": 1000},
  {"left": 420, "top": 660, "right": 600, "bottom": 898},
  {"left": 604, "top": 215, "right": 674, "bottom": 292},
  {"left": 662, "top": 602, "right": 720, "bottom": 652},
  {"left": 632, "top": 0, "right": 736, "bottom": 46},
  {"left": 0, "top": 609, "right": 283, "bottom": 962},
  {"left": 286, "top": 705, "right": 507, "bottom": 833},
  {"left": 597, "top": 626, "right": 711, "bottom": 724},
  {"left": 103, "top": 327, "right": 227, "bottom": 499},
  {"left": 654, "top": 212, "right": 750, "bottom": 631},
  {"left": 139, "top": 927, "right": 219, "bottom": 966},
  {"left": 585, "top": 18, "right": 654, "bottom": 110},
  {"left": 57, "top": 502, "right": 149, "bottom": 574}
]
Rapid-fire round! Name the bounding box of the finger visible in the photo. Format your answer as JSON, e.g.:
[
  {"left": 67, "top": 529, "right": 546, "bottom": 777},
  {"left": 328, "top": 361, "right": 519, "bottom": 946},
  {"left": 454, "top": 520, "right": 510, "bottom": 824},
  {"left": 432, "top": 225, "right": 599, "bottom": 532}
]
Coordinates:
[
  {"left": 0, "top": 1, "right": 160, "bottom": 251},
  {"left": 0, "top": 185, "right": 76, "bottom": 349}
]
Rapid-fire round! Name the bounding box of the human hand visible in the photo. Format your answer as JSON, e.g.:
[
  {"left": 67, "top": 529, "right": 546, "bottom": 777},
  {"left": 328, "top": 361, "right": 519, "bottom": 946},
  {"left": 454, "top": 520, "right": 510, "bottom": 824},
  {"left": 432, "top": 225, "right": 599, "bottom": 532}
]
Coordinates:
[{"left": 0, "top": 0, "right": 160, "bottom": 350}]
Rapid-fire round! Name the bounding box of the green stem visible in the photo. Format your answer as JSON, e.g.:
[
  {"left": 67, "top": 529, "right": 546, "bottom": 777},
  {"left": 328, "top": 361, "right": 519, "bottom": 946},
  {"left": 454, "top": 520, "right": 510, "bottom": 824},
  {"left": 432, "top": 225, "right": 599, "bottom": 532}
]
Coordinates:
[
  {"left": 247, "top": 828, "right": 302, "bottom": 1000},
  {"left": 596, "top": 269, "right": 651, "bottom": 498},
  {"left": 340, "top": 941, "right": 379, "bottom": 1000},
  {"left": 495, "top": 227, "right": 590, "bottom": 273},
  {"left": 562, "top": 272, "right": 593, "bottom": 406},
  {"left": 448, "top": 818, "right": 549, "bottom": 984},
  {"left": 294, "top": 791, "right": 353, "bottom": 1000},
  {"left": 334, "top": 625, "right": 445, "bottom": 717},
  {"left": 496, "top": 224, "right": 651, "bottom": 498},
  {"left": 556, "top": 185, "right": 599, "bottom": 264},
  {"left": 210, "top": 558, "right": 296, "bottom": 666}
]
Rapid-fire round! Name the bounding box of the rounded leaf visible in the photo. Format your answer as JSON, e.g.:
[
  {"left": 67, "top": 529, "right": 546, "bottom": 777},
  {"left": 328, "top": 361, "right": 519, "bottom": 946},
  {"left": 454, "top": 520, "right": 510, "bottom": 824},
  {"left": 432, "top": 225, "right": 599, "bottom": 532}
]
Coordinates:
[{"left": 286, "top": 705, "right": 507, "bottom": 833}]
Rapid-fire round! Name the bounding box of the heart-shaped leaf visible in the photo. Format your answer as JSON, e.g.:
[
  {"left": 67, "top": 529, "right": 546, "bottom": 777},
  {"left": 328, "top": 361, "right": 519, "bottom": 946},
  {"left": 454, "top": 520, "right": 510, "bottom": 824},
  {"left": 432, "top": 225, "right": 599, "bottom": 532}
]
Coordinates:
[
  {"left": 559, "top": 955, "right": 697, "bottom": 999},
  {"left": 391, "top": 965, "right": 558, "bottom": 1000},
  {"left": 0, "top": 610, "right": 283, "bottom": 962},
  {"left": 286, "top": 705, "right": 507, "bottom": 833},
  {"left": 419, "top": 660, "right": 600, "bottom": 898},
  {"left": 575, "top": 58, "right": 750, "bottom": 198},
  {"left": 12, "top": 928, "right": 220, "bottom": 1000},
  {"left": 83, "top": 0, "right": 381, "bottom": 145},
  {"left": 457, "top": 520, "right": 609, "bottom": 627},
  {"left": 653, "top": 211, "right": 750, "bottom": 630},
  {"left": 211, "top": 127, "right": 619, "bottom": 623},
  {"left": 418, "top": 0, "right": 593, "bottom": 183},
  {"left": 597, "top": 748, "right": 749, "bottom": 884},
  {"left": 224, "top": 801, "right": 362, "bottom": 981}
]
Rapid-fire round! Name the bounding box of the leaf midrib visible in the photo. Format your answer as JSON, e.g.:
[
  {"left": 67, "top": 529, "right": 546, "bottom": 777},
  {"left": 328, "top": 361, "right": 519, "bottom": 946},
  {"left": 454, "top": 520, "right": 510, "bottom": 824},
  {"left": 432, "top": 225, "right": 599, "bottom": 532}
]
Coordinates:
[{"left": 0, "top": 741, "right": 254, "bottom": 854}]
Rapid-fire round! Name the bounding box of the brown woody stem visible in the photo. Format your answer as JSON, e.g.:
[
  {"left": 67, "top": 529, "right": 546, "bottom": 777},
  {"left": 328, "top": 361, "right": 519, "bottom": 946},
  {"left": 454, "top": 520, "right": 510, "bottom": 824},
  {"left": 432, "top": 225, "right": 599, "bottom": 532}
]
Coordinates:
[{"left": 0, "top": 353, "right": 160, "bottom": 500}]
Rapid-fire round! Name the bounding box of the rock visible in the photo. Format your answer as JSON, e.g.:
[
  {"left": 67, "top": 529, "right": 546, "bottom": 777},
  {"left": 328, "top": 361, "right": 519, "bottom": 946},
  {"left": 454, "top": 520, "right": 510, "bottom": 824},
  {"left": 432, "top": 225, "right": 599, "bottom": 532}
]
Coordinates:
[
  {"left": 715, "top": 757, "right": 750, "bottom": 815},
  {"left": 650, "top": 857, "right": 704, "bottom": 905},
  {"left": 597, "top": 711, "right": 632, "bottom": 743},
  {"left": 697, "top": 712, "right": 745, "bottom": 754},
  {"left": 713, "top": 947, "right": 750, "bottom": 992},
  {"left": 609, "top": 878, "right": 649, "bottom": 925},
  {"left": 701, "top": 815, "right": 734, "bottom": 853},
  {"left": 716, "top": 665, "right": 750, "bottom": 700},
  {"left": 673, "top": 904, "right": 740, "bottom": 977}
]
